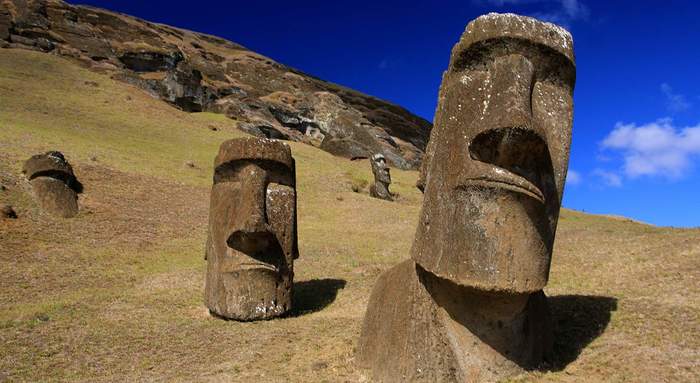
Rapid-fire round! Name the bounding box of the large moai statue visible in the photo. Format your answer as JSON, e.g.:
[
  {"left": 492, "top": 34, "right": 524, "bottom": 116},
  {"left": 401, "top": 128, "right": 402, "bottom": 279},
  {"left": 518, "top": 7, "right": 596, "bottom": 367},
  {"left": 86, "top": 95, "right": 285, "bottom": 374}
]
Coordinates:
[
  {"left": 22, "top": 151, "right": 81, "bottom": 218},
  {"left": 357, "top": 13, "right": 575, "bottom": 382},
  {"left": 369, "top": 153, "right": 393, "bottom": 201},
  {"left": 205, "top": 137, "right": 299, "bottom": 321}
]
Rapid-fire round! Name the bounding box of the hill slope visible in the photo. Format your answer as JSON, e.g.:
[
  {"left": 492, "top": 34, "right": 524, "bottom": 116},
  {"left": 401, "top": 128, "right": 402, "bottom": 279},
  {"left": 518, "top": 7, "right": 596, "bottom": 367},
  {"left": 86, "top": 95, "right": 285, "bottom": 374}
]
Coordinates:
[
  {"left": 1, "top": 49, "right": 699, "bottom": 382},
  {"left": 0, "top": 0, "right": 431, "bottom": 169}
]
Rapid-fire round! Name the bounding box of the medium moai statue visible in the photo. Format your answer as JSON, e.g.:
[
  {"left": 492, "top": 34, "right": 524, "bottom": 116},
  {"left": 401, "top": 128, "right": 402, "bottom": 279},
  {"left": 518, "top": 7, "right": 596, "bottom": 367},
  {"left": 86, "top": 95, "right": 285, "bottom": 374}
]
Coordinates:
[
  {"left": 358, "top": 13, "right": 575, "bottom": 382},
  {"left": 22, "top": 151, "right": 81, "bottom": 218},
  {"left": 369, "top": 153, "right": 392, "bottom": 201},
  {"left": 204, "top": 137, "right": 299, "bottom": 321}
]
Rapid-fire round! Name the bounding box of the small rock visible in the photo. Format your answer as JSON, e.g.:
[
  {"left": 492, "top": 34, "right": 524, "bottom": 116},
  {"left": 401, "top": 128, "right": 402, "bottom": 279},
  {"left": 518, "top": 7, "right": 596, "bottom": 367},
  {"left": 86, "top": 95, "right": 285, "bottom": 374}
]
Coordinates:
[
  {"left": 126, "top": 95, "right": 132, "bottom": 101},
  {"left": 89, "top": 155, "right": 98, "bottom": 162},
  {"left": 84, "top": 80, "right": 99, "bottom": 87},
  {"left": 208, "top": 125, "right": 218, "bottom": 131},
  {"left": 311, "top": 361, "right": 328, "bottom": 371},
  {"left": 1, "top": 204, "right": 17, "bottom": 219},
  {"left": 184, "top": 160, "right": 196, "bottom": 168},
  {"left": 336, "top": 195, "right": 344, "bottom": 201},
  {"left": 0, "top": 184, "right": 6, "bottom": 192}
]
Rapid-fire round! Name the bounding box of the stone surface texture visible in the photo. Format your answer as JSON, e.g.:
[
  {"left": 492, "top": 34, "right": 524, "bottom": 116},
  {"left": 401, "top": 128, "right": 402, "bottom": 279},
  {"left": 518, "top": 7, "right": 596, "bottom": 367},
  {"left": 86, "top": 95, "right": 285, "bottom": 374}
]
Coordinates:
[
  {"left": 358, "top": 13, "right": 575, "bottom": 382},
  {"left": 22, "top": 151, "right": 80, "bottom": 218},
  {"left": 204, "top": 137, "right": 299, "bottom": 321},
  {"left": 369, "top": 153, "right": 392, "bottom": 201},
  {"left": 0, "top": 0, "right": 431, "bottom": 169}
]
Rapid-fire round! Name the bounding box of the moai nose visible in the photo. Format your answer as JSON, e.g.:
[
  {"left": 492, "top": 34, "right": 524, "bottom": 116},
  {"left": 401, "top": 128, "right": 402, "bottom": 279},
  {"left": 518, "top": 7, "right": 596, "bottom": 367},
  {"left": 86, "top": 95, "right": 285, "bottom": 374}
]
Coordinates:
[
  {"left": 227, "top": 165, "right": 272, "bottom": 253},
  {"left": 481, "top": 54, "right": 536, "bottom": 132},
  {"left": 468, "top": 54, "right": 550, "bottom": 198}
]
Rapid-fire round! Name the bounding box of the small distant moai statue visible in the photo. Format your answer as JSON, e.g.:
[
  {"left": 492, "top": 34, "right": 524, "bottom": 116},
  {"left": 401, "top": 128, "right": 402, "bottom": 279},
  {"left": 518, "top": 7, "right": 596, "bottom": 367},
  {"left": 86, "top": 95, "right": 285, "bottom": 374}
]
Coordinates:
[
  {"left": 204, "top": 137, "right": 299, "bottom": 321},
  {"left": 369, "top": 153, "right": 392, "bottom": 201},
  {"left": 357, "top": 13, "right": 575, "bottom": 382},
  {"left": 22, "top": 151, "right": 81, "bottom": 218}
]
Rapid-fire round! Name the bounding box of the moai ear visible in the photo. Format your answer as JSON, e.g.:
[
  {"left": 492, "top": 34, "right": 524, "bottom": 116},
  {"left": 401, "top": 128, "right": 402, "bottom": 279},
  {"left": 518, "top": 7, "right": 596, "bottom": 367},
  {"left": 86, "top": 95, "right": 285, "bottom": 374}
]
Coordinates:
[{"left": 416, "top": 131, "right": 436, "bottom": 193}]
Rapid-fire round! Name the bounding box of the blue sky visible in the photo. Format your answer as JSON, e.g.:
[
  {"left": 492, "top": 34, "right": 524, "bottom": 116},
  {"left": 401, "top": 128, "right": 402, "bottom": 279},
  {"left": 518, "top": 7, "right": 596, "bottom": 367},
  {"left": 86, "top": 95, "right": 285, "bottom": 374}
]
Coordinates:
[{"left": 71, "top": 0, "right": 700, "bottom": 227}]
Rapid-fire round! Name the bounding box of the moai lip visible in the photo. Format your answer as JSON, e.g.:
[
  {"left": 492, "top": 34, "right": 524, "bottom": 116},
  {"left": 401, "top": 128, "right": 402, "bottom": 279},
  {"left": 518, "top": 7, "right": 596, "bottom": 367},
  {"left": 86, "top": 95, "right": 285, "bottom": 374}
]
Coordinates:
[
  {"left": 358, "top": 13, "right": 575, "bottom": 382},
  {"left": 204, "top": 137, "right": 299, "bottom": 321},
  {"left": 22, "top": 151, "right": 81, "bottom": 218},
  {"left": 369, "top": 153, "right": 393, "bottom": 201}
]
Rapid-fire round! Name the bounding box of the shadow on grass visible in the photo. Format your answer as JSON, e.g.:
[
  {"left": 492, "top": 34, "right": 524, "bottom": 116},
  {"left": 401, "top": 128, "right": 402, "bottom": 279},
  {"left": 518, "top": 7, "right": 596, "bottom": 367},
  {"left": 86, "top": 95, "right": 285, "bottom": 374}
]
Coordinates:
[
  {"left": 289, "top": 278, "right": 347, "bottom": 317},
  {"left": 547, "top": 294, "right": 618, "bottom": 370}
]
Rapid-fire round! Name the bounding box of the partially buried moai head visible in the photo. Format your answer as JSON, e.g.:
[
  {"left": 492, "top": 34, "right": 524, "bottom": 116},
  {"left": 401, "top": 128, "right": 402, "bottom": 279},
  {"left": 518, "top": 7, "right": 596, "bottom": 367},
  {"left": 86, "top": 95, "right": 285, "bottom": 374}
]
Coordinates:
[
  {"left": 205, "top": 137, "right": 298, "bottom": 320},
  {"left": 371, "top": 153, "right": 391, "bottom": 185},
  {"left": 412, "top": 14, "right": 575, "bottom": 292},
  {"left": 369, "top": 153, "right": 392, "bottom": 201},
  {"left": 22, "top": 151, "right": 81, "bottom": 218}
]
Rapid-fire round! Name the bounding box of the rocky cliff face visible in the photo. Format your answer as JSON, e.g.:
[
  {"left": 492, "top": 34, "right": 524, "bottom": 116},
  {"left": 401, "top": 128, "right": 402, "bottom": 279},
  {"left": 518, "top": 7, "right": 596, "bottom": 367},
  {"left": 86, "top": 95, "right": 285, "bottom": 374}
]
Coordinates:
[{"left": 0, "top": 0, "right": 431, "bottom": 168}]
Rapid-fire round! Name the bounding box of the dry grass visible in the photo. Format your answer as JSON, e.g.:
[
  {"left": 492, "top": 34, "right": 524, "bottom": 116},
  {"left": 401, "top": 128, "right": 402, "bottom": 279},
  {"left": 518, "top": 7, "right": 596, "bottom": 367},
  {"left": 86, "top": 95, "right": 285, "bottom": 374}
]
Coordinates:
[{"left": 0, "top": 49, "right": 698, "bottom": 382}]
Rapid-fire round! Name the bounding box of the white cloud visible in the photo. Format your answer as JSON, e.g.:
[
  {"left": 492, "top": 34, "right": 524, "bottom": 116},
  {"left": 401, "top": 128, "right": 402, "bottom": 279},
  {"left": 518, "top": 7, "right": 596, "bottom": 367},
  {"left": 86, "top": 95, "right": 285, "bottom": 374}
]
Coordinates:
[
  {"left": 566, "top": 169, "right": 582, "bottom": 185},
  {"left": 560, "top": 0, "right": 589, "bottom": 19},
  {"left": 478, "top": 0, "right": 589, "bottom": 28},
  {"left": 600, "top": 119, "right": 700, "bottom": 179},
  {"left": 660, "top": 83, "right": 691, "bottom": 113},
  {"left": 593, "top": 169, "right": 622, "bottom": 187}
]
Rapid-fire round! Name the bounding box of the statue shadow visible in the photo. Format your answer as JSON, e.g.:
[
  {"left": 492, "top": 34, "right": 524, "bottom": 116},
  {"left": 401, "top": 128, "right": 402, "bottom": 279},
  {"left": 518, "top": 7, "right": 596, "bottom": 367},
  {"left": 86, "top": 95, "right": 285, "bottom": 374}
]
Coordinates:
[
  {"left": 288, "top": 278, "right": 347, "bottom": 317},
  {"left": 546, "top": 294, "right": 618, "bottom": 370}
]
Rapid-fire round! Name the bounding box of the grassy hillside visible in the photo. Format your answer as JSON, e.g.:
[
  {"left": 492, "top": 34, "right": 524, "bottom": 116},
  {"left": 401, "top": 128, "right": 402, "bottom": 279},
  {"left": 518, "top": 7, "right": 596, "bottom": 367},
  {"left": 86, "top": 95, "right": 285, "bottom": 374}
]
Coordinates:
[{"left": 1, "top": 49, "right": 698, "bottom": 382}]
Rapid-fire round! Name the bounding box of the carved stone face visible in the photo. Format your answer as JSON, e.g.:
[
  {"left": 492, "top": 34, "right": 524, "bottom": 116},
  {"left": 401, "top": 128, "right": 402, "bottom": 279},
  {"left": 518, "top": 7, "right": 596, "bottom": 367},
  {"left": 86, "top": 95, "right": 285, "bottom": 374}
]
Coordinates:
[
  {"left": 412, "top": 14, "right": 575, "bottom": 293},
  {"left": 22, "top": 151, "right": 81, "bottom": 218},
  {"left": 371, "top": 153, "right": 391, "bottom": 184},
  {"left": 205, "top": 138, "right": 298, "bottom": 320}
]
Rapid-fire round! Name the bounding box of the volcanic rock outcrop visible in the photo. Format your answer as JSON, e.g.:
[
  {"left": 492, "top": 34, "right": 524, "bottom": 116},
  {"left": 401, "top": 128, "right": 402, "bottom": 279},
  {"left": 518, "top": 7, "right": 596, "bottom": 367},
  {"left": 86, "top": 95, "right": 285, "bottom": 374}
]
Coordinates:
[
  {"left": 369, "top": 153, "right": 392, "bottom": 201},
  {"left": 0, "top": 0, "right": 431, "bottom": 169},
  {"left": 22, "top": 151, "right": 81, "bottom": 218},
  {"left": 357, "top": 13, "right": 575, "bottom": 382},
  {"left": 204, "top": 137, "right": 299, "bottom": 321}
]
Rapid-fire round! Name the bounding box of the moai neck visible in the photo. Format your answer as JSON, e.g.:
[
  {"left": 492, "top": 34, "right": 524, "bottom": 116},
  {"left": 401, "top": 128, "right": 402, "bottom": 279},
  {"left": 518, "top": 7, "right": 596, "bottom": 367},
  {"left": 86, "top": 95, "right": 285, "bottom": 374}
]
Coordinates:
[
  {"left": 418, "top": 265, "right": 550, "bottom": 380},
  {"left": 375, "top": 181, "right": 390, "bottom": 197}
]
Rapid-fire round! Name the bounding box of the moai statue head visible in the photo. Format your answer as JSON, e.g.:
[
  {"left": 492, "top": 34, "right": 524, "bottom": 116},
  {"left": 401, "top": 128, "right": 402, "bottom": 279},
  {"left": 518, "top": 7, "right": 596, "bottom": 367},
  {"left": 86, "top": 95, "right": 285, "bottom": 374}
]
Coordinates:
[
  {"left": 22, "top": 151, "right": 81, "bottom": 218},
  {"left": 412, "top": 13, "right": 575, "bottom": 293},
  {"left": 205, "top": 137, "right": 298, "bottom": 320},
  {"left": 369, "top": 153, "right": 392, "bottom": 201}
]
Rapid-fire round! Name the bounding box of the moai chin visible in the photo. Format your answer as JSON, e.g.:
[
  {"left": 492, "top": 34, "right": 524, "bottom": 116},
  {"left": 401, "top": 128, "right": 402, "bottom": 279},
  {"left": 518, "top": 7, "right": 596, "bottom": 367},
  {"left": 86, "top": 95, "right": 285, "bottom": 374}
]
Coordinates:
[
  {"left": 205, "top": 137, "right": 299, "bottom": 321},
  {"left": 358, "top": 13, "right": 575, "bottom": 382},
  {"left": 369, "top": 153, "right": 392, "bottom": 201},
  {"left": 22, "top": 151, "right": 81, "bottom": 218}
]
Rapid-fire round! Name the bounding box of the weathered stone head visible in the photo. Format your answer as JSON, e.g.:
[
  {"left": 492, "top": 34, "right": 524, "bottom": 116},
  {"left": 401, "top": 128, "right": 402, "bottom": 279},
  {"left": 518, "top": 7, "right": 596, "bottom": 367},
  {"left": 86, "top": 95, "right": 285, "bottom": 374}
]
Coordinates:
[
  {"left": 369, "top": 153, "right": 392, "bottom": 201},
  {"left": 22, "top": 151, "right": 81, "bottom": 218},
  {"left": 412, "top": 13, "right": 575, "bottom": 293},
  {"left": 204, "top": 137, "right": 298, "bottom": 320}
]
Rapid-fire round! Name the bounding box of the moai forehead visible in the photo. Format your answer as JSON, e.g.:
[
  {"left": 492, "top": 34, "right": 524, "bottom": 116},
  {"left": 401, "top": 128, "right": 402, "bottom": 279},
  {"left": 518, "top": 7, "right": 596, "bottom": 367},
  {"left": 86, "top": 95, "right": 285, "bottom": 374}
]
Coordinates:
[
  {"left": 412, "top": 13, "right": 575, "bottom": 293},
  {"left": 371, "top": 153, "right": 386, "bottom": 162},
  {"left": 22, "top": 151, "right": 75, "bottom": 181},
  {"left": 455, "top": 13, "right": 574, "bottom": 63},
  {"left": 214, "top": 137, "right": 294, "bottom": 170}
]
